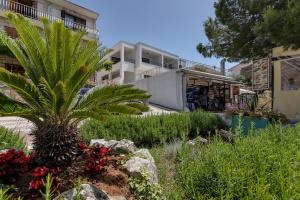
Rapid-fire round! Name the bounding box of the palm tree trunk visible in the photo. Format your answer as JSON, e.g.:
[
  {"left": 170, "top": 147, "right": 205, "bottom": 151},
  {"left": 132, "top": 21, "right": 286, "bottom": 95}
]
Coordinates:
[{"left": 31, "top": 124, "right": 80, "bottom": 168}]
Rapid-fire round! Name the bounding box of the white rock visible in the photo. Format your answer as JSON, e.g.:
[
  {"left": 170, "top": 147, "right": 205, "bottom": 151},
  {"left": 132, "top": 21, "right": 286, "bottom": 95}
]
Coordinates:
[
  {"left": 54, "top": 184, "right": 109, "bottom": 200},
  {"left": 89, "top": 139, "right": 109, "bottom": 147},
  {"left": 133, "top": 149, "right": 155, "bottom": 163},
  {"left": 124, "top": 157, "right": 158, "bottom": 184},
  {"left": 90, "top": 139, "right": 137, "bottom": 154}
]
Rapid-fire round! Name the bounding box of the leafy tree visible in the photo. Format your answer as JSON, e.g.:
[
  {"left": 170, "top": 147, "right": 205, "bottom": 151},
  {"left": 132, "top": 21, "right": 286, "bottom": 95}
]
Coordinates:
[
  {"left": 197, "top": 0, "right": 289, "bottom": 62},
  {"left": 0, "top": 13, "right": 150, "bottom": 168},
  {"left": 259, "top": 0, "right": 300, "bottom": 50}
]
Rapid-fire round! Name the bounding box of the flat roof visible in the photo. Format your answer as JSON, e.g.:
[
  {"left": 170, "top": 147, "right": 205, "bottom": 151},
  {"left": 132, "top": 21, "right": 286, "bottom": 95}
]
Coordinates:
[
  {"left": 180, "top": 69, "right": 241, "bottom": 84},
  {"left": 114, "top": 41, "right": 179, "bottom": 58}
]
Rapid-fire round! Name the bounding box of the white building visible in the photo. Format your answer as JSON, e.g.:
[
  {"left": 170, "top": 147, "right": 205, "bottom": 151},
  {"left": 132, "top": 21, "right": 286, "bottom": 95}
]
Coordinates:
[
  {"left": 0, "top": 0, "right": 99, "bottom": 77},
  {"left": 97, "top": 41, "right": 221, "bottom": 86},
  {"left": 0, "top": 0, "right": 99, "bottom": 98}
]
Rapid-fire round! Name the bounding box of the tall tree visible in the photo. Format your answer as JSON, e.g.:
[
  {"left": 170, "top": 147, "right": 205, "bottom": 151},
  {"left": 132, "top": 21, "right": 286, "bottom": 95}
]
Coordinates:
[
  {"left": 0, "top": 13, "right": 150, "bottom": 168},
  {"left": 197, "top": 0, "right": 289, "bottom": 62},
  {"left": 260, "top": 0, "right": 300, "bottom": 50}
]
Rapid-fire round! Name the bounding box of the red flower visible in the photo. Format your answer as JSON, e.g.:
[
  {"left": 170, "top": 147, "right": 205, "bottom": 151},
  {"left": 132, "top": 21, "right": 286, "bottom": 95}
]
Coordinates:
[
  {"left": 33, "top": 166, "right": 49, "bottom": 177},
  {"left": 94, "top": 165, "right": 103, "bottom": 173},
  {"left": 79, "top": 142, "right": 88, "bottom": 151},
  {"left": 29, "top": 180, "right": 42, "bottom": 190},
  {"left": 98, "top": 147, "right": 109, "bottom": 157},
  {"left": 99, "top": 157, "right": 107, "bottom": 166}
]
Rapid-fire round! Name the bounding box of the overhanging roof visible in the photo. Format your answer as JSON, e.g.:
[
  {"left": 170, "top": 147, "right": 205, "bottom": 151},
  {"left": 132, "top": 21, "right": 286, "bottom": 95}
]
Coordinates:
[{"left": 179, "top": 69, "right": 242, "bottom": 84}]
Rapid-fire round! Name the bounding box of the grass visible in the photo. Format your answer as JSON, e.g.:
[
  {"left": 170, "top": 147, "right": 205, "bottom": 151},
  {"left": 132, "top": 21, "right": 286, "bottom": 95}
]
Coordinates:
[
  {"left": 152, "top": 124, "right": 300, "bottom": 200},
  {"left": 80, "top": 111, "right": 225, "bottom": 148},
  {"left": 0, "top": 126, "right": 27, "bottom": 151}
]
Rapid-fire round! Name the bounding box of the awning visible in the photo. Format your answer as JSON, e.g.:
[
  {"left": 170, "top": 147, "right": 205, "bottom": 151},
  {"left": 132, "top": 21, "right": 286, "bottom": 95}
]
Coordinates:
[{"left": 179, "top": 69, "right": 242, "bottom": 84}]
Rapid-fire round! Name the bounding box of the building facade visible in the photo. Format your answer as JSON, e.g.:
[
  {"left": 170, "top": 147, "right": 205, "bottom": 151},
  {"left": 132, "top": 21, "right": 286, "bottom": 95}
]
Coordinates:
[
  {"left": 97, "top": 41, "right": 221, "bottom": 86},
  {"left": 272, "top": 47, "right": 300, "bottom": 119},
  {"left": 0, "top": 0, "right": 99, "bottom": 97}
]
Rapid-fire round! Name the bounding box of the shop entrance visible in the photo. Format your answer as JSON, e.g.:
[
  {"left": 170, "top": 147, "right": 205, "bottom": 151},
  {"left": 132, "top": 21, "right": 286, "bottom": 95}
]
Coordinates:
[{"left": 186, "top": 76, "right": 231, "bottom": 112}]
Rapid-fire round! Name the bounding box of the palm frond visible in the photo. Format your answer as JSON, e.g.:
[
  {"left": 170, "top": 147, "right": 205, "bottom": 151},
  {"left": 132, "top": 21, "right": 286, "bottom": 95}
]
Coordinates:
[{"left": 0, "top": 68, "right": 43, "bottom": 110}]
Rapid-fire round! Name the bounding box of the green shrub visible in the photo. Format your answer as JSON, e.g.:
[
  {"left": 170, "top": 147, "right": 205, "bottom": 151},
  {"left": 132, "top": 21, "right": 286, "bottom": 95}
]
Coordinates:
[
  {"left": 175, "top": 124, "right": 300, "bottom": 199},
  {"left": 0, "top": 126, "right": 27, "bottom": 151},
  {"left": 80, "top": 111, "right": 225, "bottom": 147},
  {"left": 129, "top": 168, "right": 165, "bottom": 200}
]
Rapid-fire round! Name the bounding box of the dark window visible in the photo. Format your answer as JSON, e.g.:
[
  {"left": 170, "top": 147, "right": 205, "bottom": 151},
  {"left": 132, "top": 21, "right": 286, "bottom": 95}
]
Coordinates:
[
  {"left": 111, "top": 57, "right": 121, "bottom": 64},
  {"left": 61, "top": 11, "right": 86, "bottom": 30},
  {"left": 112, "top": 70, "right": 120, "bottom": 79},
  {"left": 5, "top": 63, "right": 25, "bottom": 75},
  {"left": 142, "top": 57, "right": 150, "bottom": 64},
  {"left": 102, "top": 74, "right": 109, "bottom": 81},
  {"left": 4, "top": 26, "right": 18, "bottom": 38}
]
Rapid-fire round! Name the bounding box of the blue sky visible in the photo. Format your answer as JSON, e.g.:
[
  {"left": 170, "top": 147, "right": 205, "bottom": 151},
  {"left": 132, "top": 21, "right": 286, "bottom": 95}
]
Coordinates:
[{"left": 70, "top": 0, "right": 235, "bottom": 68}]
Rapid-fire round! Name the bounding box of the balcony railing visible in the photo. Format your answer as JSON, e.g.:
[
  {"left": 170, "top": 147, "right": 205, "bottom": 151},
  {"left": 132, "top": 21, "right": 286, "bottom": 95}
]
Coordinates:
[
  {"left": 139, "top": 67, "right": 171, "bottom": 80},
  {"left": 0, "top": 0, "right": 98, "bottom": 36}
]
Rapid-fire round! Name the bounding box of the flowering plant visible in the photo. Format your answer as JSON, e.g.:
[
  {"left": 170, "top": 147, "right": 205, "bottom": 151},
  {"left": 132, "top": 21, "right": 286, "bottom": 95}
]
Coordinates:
[
  {"left": 29, "top": 166, "right": 60, "bottom": 191},
  {"left": 0, "top": 149, "right": 29, "bottom": 182},
  {"left": 84, "top": 146, "right": 109, "bottom": 174}
]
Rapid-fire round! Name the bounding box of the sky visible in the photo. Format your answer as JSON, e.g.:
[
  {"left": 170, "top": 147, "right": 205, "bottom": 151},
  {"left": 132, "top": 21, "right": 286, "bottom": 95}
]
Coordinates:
[{"left": 70, "top": 0, "right": 235, "bottom": 69}]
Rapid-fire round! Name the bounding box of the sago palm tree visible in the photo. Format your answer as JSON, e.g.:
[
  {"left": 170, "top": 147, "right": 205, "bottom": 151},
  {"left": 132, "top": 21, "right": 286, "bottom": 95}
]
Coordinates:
[{"left": 0, "top": 13, "right": 150, "bottom": 167}]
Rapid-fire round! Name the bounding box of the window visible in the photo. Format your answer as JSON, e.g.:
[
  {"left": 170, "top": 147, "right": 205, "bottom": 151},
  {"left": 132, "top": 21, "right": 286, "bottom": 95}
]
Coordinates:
[
  {"left": 61, "top": 11, "right": 86, "bottom": 30},
  {"left": 142, "top": 57, "right": 150, "bottom": 64},
  {"left": 112, "top": 70, "right": 120, "bottom": 79},
  {"left": 5, "top": 26, "right": 18, "bottom": 39},
  {"left": 5, "top": 63, "right": 25, "bottom": 75},
  {"left": 111, "top": 57, "right": 121, "bottom": 64},
  {"left": 281, "top": 58, "right": 300, "bottom": 91},
  {"left": 102, "top": 74, "right": 109, "bottom": 81}
]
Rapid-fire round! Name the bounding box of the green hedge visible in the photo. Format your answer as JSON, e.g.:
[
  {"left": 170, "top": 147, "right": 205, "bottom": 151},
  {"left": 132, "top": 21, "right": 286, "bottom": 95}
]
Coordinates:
[
  {"left": 0, "top": 126, "right": 26, "bottom": 151},
  {"left": 176, "top": 124, "right": 300, "bottom": 199},
  {"left": 80, "top": 111, "right": 225, "bottom": 147}
]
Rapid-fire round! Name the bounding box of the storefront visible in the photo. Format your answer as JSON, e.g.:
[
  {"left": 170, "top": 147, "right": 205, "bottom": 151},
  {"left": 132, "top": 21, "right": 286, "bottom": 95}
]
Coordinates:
[
  {"left": 183, "top": 69, "right": 241, "bottom": 112},
  {"left": 134, "top": 68, "right": 241, "bottom": 112}
]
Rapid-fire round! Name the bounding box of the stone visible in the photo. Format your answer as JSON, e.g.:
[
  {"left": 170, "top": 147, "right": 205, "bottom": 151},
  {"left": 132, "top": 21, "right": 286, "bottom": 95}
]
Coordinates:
[
  {"left": 133, "top": 148, "right": 155, "bottom": 163},
  {"left": 123, "top": 157, "right": 158, "bottom": 184},
  {"left": 218, "top": 129, "right": 235, "bottom": 143},
  {"left": 90, "top": 139, "right": 137, "bottom": 154},
  {"left": 187, "top": 136, "right": 209, "bottom": 146},
  {"left": 54, "top": 184, "right": 109, "bottom": 200},
  {"left": 89, "top": 139, "right": 109, "bottom": 147},
  {"left": 110, "top": 139, "right": 137, "bottom": 154}
]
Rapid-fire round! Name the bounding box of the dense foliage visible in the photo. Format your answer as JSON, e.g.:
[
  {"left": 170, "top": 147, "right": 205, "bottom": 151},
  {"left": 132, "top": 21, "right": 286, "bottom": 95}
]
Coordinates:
[
  {"left": 0, "top": 149, "right": 29, "bottom": 181},
  {"left": 0, "top": 126, "right": 26, "bottom": 151},
  {"left": 0, "top": 13, "right": 149, "bottom": 167},
  {"left": 260, "top": 0, "right": 300, "bottom": 50},
  {"left": 175, "top": 125, "right": 300, "bottom": 199},
  {"left": 197, "top": 0, "right": 300, "bottom": 62},
  {"left": 80, "top": 111, "right": 225, "bottom": 147}
]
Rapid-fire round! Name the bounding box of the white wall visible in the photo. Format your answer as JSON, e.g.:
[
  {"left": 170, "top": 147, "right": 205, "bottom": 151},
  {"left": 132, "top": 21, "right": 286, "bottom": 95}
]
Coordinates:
[{"left": 134, "top": 70, "right": 184, "bottom": 110}]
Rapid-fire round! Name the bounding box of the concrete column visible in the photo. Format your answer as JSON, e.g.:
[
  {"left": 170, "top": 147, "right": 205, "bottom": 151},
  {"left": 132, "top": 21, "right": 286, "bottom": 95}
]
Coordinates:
[
  {"left": 134, "top": 43, "right": 142, "bottom": 81},
  {"left": 120, "top": 44, "right": 125, "bottom": 84},
  {"left": 161, "top": 55, "right": 164, "bottom": 68}
]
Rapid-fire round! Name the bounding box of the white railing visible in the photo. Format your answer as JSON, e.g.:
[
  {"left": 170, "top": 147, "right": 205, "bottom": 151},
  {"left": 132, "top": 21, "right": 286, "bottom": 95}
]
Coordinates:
[
  {"left": 139, "top": 67, "right": 171, "bottom": 80},
  {"left": 0, "top": 0, "right": 98, "bottom": 35},
  {"left": 179, "top": 59, "right": 220, "bottom": 72}
]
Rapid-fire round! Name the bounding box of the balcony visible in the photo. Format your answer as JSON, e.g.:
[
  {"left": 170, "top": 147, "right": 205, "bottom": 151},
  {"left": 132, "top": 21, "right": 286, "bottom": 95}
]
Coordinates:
[{"left": 0, "top": 0, "right": 98, "bottom": 36}]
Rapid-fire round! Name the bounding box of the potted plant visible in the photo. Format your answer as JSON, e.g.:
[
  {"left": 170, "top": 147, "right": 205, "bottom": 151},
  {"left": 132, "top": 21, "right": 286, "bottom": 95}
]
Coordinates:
[{"left": 231, "top": 93, "right": 288, "bottom": 134}]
